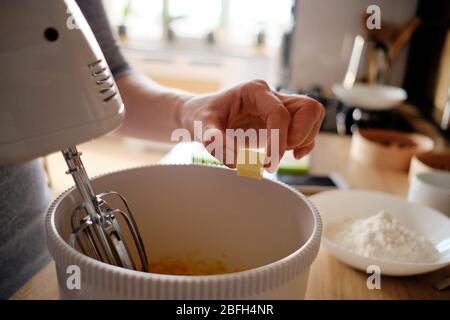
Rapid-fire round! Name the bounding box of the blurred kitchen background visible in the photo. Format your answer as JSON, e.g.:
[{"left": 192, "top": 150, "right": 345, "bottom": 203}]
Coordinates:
[
  {"left": 101, "top": 0, "right": 449, "bottom": 138},
  {"left": 44, "top": 0, "right": 450, "bottom": 194},
  {"left": 103, "top": 0, "right": 292, "bottom": 92}
]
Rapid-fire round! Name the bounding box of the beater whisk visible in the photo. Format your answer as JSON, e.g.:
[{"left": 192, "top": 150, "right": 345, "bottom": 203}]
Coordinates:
[{"left": 62, "top": 146, "right": 148, "bottom": 271}]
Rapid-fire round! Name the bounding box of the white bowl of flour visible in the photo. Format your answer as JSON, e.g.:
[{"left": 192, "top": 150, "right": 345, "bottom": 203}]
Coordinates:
[{"left": 310, "top": 190, "right": 450, "bottom": 276}]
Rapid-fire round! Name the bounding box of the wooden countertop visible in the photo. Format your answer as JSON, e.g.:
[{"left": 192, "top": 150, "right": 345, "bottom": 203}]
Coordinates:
[{"left": 10, "top": 133, "right": 450, "bottom": 300}]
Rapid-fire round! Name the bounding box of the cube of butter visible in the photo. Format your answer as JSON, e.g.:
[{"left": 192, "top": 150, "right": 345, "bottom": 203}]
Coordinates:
[{"left": 236, "top": 148, "right": 265, "bottom": 180}]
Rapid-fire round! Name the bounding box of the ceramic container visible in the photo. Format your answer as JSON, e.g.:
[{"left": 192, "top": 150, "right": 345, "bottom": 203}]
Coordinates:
[
  {"left": 332, "top": 84, "right": 407, "bottom": 111},
  {"left": 408, "top": 171, "right": 450, "bottom": 216},
  {"left": 350, "top": 129, "right": 434, "bottom": 171},
  {"left": 46, "top": 165, "right": 321, "bottom": 299},
  {"left": 311, "top": 189, "right": 450, "bottom": 276},
  {"left": 409, "top": 151, "right": 450, "bottom": 181}
]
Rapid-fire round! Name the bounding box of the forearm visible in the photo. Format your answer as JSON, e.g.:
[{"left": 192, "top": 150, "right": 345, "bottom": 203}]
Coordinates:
[{"left": 115, "top": 71, "right": 193, "bottom": 142}]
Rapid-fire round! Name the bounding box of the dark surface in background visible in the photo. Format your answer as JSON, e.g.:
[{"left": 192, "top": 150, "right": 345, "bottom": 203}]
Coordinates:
[
  {"left": 334, "top": 106, "right": 415, "bottom": 135},
  {"left": 403, "top": 0, "right": 450, "bottom": 119},
  {"left": 278, "top": 86, "right": 415, "bottom": 135}
]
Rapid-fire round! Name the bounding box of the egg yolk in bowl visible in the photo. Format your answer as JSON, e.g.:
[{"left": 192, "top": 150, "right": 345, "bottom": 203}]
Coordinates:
[{"left": 148, "top": 256, "right": 243, "bottom": 276}]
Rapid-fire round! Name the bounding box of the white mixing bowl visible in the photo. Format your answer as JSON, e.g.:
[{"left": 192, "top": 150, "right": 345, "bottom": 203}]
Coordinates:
[{"left": 46, "top": 165, "right": 321, "bottom": 299}]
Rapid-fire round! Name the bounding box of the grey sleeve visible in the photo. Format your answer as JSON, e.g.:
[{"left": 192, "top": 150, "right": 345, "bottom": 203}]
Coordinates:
[{"left": 76, "top": 0, "right": 131, "bottom": 78}]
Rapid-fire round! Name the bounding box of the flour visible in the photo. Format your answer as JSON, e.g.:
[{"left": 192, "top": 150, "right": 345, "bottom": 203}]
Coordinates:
[{"left": 326, "top": 210, "right": 438, "bottom": 263}]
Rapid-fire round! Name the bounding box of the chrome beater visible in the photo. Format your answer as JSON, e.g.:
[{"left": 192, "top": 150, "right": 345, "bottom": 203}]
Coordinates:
[{"left": 62, "top": 146, "right": 148, "bottom": 271}]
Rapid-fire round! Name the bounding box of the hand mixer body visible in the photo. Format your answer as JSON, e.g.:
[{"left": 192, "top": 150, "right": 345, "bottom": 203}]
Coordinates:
[
  {"left": 0, "top": 0, "right": 148, "bottom": 272},
  {"left": 0, "top": 0, "right": 124, "bottom": 163}
]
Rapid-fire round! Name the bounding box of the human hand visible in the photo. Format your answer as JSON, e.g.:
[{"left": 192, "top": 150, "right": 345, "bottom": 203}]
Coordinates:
[{"left": 179, "top": 80, "right": 325, "bottom": 171}]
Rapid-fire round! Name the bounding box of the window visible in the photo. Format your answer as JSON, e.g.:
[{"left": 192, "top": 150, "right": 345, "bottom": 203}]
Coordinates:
[
  {"left": 103, "top": 0, "right": 294, "bottom": 49},
  {"left": 228, "top": 0, "right": 293, "bottom": 48},
  {"left": 168, "top": 0, "right": 222, "bottom": 39}
]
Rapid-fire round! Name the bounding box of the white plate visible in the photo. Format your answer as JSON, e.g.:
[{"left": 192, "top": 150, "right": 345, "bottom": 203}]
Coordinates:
[
  {"left": 310, "top": 189, "right": 450, "bottom": 276},
  {"left": 332, "top": 83, "right": 407, "bottom": 110}
]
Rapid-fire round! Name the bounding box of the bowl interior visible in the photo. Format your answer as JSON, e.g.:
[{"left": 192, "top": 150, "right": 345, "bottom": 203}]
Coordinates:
[
  {"left": 312, "top": 190, "right": 450, "bottom": 244},
  {"left": 53, "top": 165, "right": 316, "bottom": 273},
  {"left": 415, "top": 151, "right": 450, "bottom": 172},
  {"left": 359, "top": 129, "right": 418, "bottom": 149}
]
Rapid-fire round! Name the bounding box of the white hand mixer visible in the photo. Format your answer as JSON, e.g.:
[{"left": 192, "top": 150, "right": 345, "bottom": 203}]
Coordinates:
[{"left": 0, "top": 0, "right": 148, "bottom": 271}]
